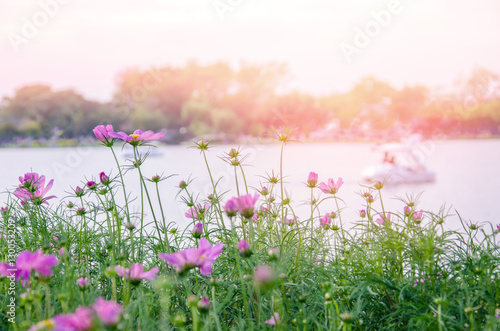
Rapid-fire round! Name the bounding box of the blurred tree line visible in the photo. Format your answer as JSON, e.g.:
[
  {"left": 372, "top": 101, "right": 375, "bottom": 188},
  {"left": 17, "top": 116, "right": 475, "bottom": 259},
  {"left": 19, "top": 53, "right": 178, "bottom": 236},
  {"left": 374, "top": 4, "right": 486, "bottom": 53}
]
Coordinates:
[{"left": 1, "top": 62, "right": 499, "bottom": 143}]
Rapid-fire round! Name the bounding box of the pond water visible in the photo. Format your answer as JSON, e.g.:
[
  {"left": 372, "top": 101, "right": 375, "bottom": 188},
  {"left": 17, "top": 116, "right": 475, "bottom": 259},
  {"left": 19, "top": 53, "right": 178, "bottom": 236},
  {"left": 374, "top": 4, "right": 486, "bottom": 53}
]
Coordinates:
[{"left": 1, "top": 139, "right": 499, "bottom": 232}]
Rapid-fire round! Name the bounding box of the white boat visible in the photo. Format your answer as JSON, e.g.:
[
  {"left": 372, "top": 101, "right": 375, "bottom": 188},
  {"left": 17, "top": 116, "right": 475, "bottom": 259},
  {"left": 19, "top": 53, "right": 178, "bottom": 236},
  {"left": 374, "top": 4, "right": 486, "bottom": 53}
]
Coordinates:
[
  {"left": 361, "top": 163, "right": 436, "bottom": 184},
  {"left": 361, "top": 136, "right": 436, "bottom": 184}
]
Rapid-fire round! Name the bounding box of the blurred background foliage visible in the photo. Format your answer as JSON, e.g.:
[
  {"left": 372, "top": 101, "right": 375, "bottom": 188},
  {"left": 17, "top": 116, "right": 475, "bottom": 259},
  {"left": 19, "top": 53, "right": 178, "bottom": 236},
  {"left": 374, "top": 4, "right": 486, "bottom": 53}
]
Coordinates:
[{"left": 1, "top": 62, "right": 499, "bottom": 143}]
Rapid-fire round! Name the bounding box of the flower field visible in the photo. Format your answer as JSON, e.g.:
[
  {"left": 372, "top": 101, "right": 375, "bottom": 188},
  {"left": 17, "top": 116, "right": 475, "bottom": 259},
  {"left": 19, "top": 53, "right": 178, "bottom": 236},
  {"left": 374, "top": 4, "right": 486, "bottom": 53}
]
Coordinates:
[{"left": 1, "top": 125, "right": 499, "bottom": 330}]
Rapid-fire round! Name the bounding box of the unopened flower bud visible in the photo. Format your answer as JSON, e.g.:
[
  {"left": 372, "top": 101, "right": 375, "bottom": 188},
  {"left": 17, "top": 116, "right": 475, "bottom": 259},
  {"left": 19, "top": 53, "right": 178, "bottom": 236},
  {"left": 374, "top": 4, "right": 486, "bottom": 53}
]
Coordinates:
[
  {"left": 197, "top": 298, "right": 210, "bottom": 313},
  {"left": 268, "top": 248, "right": 279, "bottom": 261},
  {"left": 86, "top": 181, "right": 97, "bottom": 190},
  {"left": 238, "top": 239, "right": 252, "bottom": 258},
  {"left": 192, "top": 222, "right": 203, "bottom": 238},
  {"left": 100, "top": 172, "right": 111, "bottom": 185},
  {"left": 187, "top": 295, "right": 198, "bottom": 307}
]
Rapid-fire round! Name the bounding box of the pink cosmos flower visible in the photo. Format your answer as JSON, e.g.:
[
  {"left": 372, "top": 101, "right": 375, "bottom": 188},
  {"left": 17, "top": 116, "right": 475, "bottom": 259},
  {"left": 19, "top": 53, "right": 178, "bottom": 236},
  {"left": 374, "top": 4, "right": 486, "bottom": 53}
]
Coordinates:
[
  {"left": 0, "top": 263, "right": 11, "bottom": 277},
  {"left": 320, "top": 214, "right": 332, "bottom": 228},
  {"left": 254, "top": 265, "right": 276, "bottom": 286},
  {"left": 18, "top": 172, "right": 43, "bottom": 189},
  {"left": 320, "top": 212, "right": 336, "bottom": 228},
  {"left": 238, "top": 239, "right": 252, "bottom": 257},
  {"left": 225, "top": 194, "right": 260, "bottom": 219},
  {"left": 1, "top": 206, "right": 8, "bottom": 215},
  {"left": 76, "top": 277, "right": 88, "bottom": 289},
  {"left": 265, "top": 312, "right": 280, "bottom": 325},
  {"left": 15, "top": 249, "right": 58, "bottom": 282},
  {"left": 224, "top": 198, "right": 239, "bottom": 217},
  {"left": 307, "top": 172, "right": 318, "bottom": 188},
  {"left": 52, "top": 306, "right": 94, "bottom": 331},
  {"left": 413, "top": 210, "right": 423, "bottom": 221},
  {"left": 376, "top": 213, "right": 391, "bottom": 226},
  {"left": 110, "top": 129, "right": 164, "bottom": 146},
  {"left": 185, "top": 203, "right": 210, "bottom": 220},
  {"left": 283, "top": 217, "right": 295, "bottom": 226},
  {"left": 318, "top": 177, "right": 343, "bottom": 194},
  {"left": 14, "top": 172, "right": 56, "bottom": 205},
  {"left": 158, "top": 238, "right": 224, "bottom": 276},
  {"left": 114, "top": 263, "right": 159, "bottom": 285},
  {"left": 237, "top": 193, "right": 260, "bottom": 219},
  {"left": 92, "top": 298, "right": 123, "bottom": 326},
  {"left": 93, "top": 124, "right": 116, "bottom": 146}
]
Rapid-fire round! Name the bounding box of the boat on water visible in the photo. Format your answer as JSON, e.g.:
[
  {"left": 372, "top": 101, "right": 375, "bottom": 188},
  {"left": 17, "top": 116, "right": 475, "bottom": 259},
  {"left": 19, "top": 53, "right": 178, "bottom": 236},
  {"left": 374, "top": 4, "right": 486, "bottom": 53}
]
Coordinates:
[{"left": 361, "top": 136, "right": 436, "bottom": 184}]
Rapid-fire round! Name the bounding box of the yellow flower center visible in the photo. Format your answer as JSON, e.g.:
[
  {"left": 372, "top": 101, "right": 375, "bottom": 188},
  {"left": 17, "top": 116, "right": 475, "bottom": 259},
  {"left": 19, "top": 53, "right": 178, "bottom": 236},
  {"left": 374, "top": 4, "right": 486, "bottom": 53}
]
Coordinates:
[
  {"left": 199, "top": 255, "right": 207, "bottom": 260},
  {"left": 129, "top": 134, "right": 140, "bottom": 139},
  {"left": 42, "top": 320, "right": 56, "bottom": 328}
]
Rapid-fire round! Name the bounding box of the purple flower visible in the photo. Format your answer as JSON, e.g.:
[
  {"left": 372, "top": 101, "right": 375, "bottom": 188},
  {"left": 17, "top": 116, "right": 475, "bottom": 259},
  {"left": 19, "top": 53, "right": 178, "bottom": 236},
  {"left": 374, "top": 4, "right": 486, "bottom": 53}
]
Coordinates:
[
  {"left": 52, "top": 306, "right": 94, "bottom": 331},
  {"left": 93, "top": 124, "right": 116, "bottom": 146},
  {"left": 413, "top": 210, "right": 423, "bottom": 222},
  {"left": 318, "top": 177, "right": 343, "bottom": 195},
  {"left": 1, "top": 206, "right": 8, "bottom": 215},
  {"left": 100, "top": 172, "right": 111, "bottom": 185},
  {"left": 192, "top": 222, "right": 203, "bottom": 238},
  {"left": 76, "top": 277, "right": 88, "bottom": 289},
  {"left": 110, "top": 129, "right": 164, "bottom": 146},
  {"left": 0, "top": 263, "right": 11, "bottom": 277},
  {"left": 237, "top": 193, "right": 260, "bottom": 219},
  {"left": 114, "top": 263, "right": 159, "bottom": 285},
  {"left": 320, "top": 214, "right": 332, "bottom": 228},
  {"left": 197, "top": 298, "right": 210, "bottom": 312},
  {"left": 224, "top": 198, "right": 239, "bottom": 217},
  {"left": 254, "top": 265, "right": 276, "bottom": 287},
  {"left": 376, "top": 213, "right": 390, "bottom": 226},
  {"left": 86, "top": 181, "right": 97, "bottom": 190},
  {"left": 158, "top": 238, "right": 224, "bottom": 276},
  {"left": 237, "top": 239, "right": 252, "bottom": 258},
  {"left": 18, "top": 172, "right": 43, "bottom": 190},
  {"left": 15, "top": 249, "right": 58, "bottom": 282},
  {"left": 92, "top": 298, "right": 123, "bottom": 326},
  {"left": 14, "top": 172, "right": 56, "bottom": 205},
  {"left": 74, "top": 186, "right": 84, "bottom": 197},
  {"left": 265, "top": 312, "right": 280, "bottom": 326},
  {"left": 307, "top": 172, "right": 318, "bottom": 188}
]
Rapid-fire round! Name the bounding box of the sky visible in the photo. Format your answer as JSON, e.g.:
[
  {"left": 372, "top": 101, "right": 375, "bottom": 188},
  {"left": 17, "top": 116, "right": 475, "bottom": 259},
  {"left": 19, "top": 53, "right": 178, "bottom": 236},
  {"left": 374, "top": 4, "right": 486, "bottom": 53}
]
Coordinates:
[{"left": 1, "top": 0, "right": 500, "bottom": 101}]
